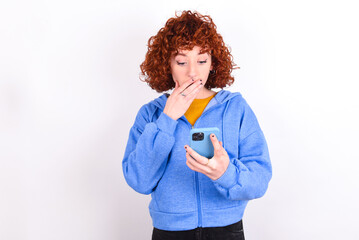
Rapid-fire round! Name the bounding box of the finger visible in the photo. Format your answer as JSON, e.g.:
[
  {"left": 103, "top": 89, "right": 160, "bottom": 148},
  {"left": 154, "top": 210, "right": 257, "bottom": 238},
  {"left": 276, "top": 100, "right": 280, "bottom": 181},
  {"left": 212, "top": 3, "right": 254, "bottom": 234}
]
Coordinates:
[
  {"left": 185, "top": 145, "right": 209, "bottom": 165},
  {"left": 186, "top": 152, "right": 209, "bottom": 173},
  {"left": 219, "top": 141, "right": 223, "bottom": 147},
  {"left": 179, "top": 81, "right": 200, "bottom": 97},
  {"left": 210, "top": 134, "right": 222, "bottom": 151},
  {"left": 184, "top": 79, "right": 202, "bottom": 92},
  {"left": 185, "top": 81, "right": 204, "bottom": 100},
  {"left": 175, "top": 78, "right": 197, "bottom": 94},
  {"left": 186, "top": 158, "right": 205, "bottom": 174},
  {"left": 186, "top": 157, "right": 200, "bottom": 172}
]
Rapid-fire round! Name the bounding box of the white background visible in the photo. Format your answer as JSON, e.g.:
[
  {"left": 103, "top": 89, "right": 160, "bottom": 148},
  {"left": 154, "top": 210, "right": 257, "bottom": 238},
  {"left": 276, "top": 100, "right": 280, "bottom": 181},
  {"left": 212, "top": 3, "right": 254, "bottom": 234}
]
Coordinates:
[{"left": 1, "top": 0, "right": 359, "bottom": 239}]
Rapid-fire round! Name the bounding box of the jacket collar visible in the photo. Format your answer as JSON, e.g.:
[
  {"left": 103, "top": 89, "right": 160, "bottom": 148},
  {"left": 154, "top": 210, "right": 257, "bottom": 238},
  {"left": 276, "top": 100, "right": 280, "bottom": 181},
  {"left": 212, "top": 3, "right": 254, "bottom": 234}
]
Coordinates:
[{"left": 152, "top": 90, "right": 242, "bottom": 110}]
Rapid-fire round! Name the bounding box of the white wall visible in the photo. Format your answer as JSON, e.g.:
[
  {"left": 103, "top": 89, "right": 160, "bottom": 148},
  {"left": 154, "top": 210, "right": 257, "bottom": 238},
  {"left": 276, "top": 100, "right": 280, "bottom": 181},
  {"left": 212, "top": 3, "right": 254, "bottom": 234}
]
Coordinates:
[{"left": 1, "top": 0, "right": 358, "bottom": 239}]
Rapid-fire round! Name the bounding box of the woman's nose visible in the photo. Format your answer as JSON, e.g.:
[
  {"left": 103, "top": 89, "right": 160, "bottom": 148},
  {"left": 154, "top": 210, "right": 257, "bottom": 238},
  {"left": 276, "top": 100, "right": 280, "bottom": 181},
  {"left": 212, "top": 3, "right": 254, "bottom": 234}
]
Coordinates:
[{"left": 188, "top": 62, "right": 198, "bottom": 78}]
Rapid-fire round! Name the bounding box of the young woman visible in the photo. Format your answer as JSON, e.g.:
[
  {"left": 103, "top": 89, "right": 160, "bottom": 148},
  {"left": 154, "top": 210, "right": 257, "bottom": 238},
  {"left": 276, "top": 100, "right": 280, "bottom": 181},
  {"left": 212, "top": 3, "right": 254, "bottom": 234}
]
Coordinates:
[{"left": 122, "top": 10, "right": 272, "bottom": 240}]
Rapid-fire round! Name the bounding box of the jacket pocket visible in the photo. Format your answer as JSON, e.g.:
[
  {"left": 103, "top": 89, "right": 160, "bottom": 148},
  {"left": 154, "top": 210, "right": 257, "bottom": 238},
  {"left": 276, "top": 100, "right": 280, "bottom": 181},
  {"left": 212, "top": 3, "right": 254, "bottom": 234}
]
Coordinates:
[{"left": 153, "top": 165, "right": 197, "bottom": 213}]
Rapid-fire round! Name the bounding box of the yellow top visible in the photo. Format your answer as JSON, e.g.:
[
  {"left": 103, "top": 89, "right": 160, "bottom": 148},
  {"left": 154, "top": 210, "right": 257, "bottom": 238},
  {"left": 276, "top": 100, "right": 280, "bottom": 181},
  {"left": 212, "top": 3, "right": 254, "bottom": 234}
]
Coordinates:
[{"left": 184, "top": 93, "right": 217, "bottom": 126}]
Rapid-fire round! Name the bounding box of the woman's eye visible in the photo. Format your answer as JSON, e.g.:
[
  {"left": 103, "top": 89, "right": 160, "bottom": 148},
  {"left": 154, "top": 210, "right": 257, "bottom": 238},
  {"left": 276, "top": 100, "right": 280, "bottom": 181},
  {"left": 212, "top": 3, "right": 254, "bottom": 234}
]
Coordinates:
[
  {"left": 198, "top": 60, "right": 207, "bottom": 64},
  {"left": 176, "top": 61, "right": 186, "bottom": 65}
]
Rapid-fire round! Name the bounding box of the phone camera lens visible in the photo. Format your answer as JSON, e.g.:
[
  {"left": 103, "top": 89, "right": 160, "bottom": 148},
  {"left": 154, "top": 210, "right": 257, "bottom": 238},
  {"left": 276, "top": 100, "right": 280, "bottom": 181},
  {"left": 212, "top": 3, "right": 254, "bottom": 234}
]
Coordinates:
[{"left": 192, "top": 132, "right": 204, "bottom": 141}]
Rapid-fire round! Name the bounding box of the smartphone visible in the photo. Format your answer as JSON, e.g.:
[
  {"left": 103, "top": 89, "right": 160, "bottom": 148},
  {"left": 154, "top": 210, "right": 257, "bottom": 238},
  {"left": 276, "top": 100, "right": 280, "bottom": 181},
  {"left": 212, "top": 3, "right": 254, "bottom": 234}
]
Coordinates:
[{"left": 190, "top": 127, "right": 220, "bottom": 158}]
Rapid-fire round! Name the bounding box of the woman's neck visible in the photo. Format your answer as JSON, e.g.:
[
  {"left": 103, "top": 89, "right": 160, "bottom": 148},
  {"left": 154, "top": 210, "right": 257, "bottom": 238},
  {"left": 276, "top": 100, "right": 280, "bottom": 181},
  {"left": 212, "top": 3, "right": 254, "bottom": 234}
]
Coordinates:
[{"left": 195, "top": 88, "right": 216, "bottom": 99}]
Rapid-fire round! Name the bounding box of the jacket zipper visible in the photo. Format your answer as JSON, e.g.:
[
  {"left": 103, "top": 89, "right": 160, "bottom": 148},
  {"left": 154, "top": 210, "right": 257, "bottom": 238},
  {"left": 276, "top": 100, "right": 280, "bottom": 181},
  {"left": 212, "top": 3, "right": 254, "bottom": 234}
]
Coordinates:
[
  {"left": 195, "top": 171, "right": 202, "bottom": 227},
  {"left": 184, "top": 105, "right": 220, "bottom": 228},
  {"left": 187, "top": 123, "right": 203, "bottom": 227}
]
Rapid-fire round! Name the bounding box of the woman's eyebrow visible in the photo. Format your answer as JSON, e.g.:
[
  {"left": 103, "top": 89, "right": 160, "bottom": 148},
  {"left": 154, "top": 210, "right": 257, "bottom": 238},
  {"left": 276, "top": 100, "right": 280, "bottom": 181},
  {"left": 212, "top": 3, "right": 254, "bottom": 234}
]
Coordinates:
[{"left": 176, "top": 52, "right": 207, "bottom": 57}]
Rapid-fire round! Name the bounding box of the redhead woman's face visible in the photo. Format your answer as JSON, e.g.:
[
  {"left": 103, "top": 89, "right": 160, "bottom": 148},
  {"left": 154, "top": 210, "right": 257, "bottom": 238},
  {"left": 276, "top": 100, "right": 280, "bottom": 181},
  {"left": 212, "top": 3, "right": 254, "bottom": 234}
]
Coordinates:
[{"left": 170, "top": 46, "right": 213, "bottom": 87}]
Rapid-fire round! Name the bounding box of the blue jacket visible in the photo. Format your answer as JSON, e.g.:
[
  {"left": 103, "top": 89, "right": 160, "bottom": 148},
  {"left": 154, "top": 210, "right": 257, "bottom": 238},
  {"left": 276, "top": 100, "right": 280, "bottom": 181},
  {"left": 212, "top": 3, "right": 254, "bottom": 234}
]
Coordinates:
[{"left": 122, "top": 90, "right": 272, "bottom": 231}]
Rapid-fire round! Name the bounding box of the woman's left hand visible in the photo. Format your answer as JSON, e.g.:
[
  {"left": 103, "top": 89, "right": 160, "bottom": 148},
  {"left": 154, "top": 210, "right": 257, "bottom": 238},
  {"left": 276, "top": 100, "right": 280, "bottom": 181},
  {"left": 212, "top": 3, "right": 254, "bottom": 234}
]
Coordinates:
[{"left": 185, "top": 134, "right": 230, "bottom": 181}]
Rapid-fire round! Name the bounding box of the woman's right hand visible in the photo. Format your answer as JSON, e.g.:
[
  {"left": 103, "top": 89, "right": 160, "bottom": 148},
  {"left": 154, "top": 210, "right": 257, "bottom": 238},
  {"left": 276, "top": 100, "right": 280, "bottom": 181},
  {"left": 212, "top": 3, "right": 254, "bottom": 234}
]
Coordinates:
[{"left": 163, "top": 78, "right": 204, "bottom": 121}]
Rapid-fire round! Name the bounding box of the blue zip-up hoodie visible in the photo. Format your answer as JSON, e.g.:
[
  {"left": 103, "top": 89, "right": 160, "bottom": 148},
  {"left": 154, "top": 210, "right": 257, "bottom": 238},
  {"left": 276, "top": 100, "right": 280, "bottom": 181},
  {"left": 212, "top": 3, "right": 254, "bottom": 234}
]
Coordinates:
[{"left": 122, "top": 90, "right": 272, "bottom": 231}]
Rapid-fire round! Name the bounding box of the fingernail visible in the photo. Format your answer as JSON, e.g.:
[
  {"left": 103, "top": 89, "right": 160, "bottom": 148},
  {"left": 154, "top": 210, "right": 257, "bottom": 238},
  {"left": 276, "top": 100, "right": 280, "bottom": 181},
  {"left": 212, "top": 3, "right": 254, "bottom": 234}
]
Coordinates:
[
  {"left": 184, "top": 146, "right": 187, "bottom": 149},
  {"left": 200, "top": 83, "right": 203, "bottom": 85},
  {"left": 192, "top": 79, "right": 194, "bottom": 81},
  {"left": 211, "top": 134, "right": 215, "bottom": 137},
  {"left": 200, "top": 79, "right": 202, "bottom": 82}
]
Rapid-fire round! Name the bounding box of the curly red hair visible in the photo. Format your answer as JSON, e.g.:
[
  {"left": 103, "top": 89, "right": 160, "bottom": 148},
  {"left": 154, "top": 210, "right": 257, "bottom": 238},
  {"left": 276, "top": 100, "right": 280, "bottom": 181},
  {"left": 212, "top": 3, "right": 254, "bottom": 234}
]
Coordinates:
[{"left": 140, "top": 10, "right": 238, "bottom": 92}]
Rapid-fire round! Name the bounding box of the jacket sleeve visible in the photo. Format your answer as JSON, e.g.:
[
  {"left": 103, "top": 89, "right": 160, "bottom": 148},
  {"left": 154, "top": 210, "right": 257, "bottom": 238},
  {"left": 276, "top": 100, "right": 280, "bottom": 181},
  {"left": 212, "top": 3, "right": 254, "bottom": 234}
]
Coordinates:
[
  {"left": 212, "top": 100, "right": 272, "bottom": 200},
  {"left": 122, "top": 106, "right": 178, "bottom": 195}
]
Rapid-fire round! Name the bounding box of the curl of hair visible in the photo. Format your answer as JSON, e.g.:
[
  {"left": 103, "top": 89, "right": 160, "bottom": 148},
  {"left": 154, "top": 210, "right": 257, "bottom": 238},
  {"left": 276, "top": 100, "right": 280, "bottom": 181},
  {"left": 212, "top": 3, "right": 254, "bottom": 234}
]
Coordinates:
[{"left": 140, "top": 10, "right": 239, "bottom": 92}]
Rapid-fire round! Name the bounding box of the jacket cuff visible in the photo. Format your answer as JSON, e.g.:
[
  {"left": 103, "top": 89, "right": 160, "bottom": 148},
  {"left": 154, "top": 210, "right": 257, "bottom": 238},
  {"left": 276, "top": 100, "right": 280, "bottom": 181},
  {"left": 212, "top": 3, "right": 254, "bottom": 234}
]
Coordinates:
[
  {"left": 212, "top": 161, "right": 237, "bottom": 189},
  {"left": 156, "top": 112, "right": 178, "bottom": 136}
]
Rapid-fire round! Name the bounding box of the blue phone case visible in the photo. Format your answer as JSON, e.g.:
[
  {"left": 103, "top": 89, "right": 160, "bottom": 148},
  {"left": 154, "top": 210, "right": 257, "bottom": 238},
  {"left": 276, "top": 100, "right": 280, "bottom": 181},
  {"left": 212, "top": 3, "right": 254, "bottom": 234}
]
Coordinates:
[{"left": 190, "top": 127, "right": 220, "bottom": 158}]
